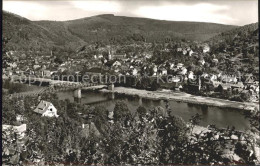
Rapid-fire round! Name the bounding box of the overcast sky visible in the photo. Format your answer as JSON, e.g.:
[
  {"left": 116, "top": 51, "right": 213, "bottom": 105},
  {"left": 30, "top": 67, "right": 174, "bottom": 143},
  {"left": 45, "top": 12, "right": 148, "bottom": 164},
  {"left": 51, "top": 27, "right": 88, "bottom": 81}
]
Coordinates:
[{"left": 3, "top": 0, "right": 258, "bottom": 25}]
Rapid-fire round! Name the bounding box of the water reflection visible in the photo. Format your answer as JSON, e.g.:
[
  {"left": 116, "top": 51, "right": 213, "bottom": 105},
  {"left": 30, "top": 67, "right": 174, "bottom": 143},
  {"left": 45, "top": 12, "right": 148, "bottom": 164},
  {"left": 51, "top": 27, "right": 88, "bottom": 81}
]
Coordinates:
[{"left": 56, "top": 90, "right": 250, "bottom": 131}]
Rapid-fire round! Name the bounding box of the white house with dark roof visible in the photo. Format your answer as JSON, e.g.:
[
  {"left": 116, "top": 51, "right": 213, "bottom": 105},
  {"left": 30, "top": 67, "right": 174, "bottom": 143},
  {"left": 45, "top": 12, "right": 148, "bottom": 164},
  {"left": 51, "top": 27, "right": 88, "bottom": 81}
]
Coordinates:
[{"left": 34, "top": 100, "right": 59, "bottom": 117}]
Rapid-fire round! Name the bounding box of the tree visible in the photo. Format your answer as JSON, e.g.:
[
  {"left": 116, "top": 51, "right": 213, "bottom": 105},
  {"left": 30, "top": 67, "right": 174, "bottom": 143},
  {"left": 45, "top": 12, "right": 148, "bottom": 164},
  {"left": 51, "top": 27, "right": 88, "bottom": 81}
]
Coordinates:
[
  {"left": 240, "top": 91, "right": 251, "bottom": 102},
  {"left": 54, "top": 56, "right": 63, "bottom": 64},
  {"left": 92, "top": 106, "right": 109, "bottom": 134},
  {"left": 150, "top": 80, "right": 160, "bottom": 91},
  {"left": 114, "top": 101, "right": 131, "bottom": 123},
  {"left": 136, "top": 106, "right": 147, "bottom": 119},
  {"left": 3, "top": 91, "right": 259, "bottom": 165}
]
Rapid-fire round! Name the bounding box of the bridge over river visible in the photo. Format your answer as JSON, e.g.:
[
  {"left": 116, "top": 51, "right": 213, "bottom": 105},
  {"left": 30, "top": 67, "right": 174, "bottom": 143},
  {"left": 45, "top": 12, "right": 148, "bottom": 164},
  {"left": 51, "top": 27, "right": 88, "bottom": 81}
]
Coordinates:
[{"left": 9, "top": 77, "right": 111, "bottom": 99}]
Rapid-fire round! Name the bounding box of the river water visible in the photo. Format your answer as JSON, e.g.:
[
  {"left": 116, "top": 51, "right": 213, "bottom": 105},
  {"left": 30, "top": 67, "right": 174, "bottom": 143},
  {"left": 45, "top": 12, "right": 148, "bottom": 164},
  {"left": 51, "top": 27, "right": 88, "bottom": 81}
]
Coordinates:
[{"left": 56, "top": 90, "right": 251, "bottom": 131}]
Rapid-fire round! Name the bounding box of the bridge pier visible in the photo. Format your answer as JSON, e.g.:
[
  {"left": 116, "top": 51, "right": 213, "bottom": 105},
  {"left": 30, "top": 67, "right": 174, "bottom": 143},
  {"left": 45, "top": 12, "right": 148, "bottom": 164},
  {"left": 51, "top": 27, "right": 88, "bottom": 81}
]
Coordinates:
[
  {"left": 74, "top": 89, "right": 81, "bottom": 98},
  {"left": 139, "top": 97, "right": 143, "bottom": 105},
  {"left": 111, "top": 93, "right": 115, "bottom": 100},
  {"left": 74, "top": 88, "right": 82, "bottom": 103},
  {"left": 108, "top": 83, "right": 114, "bottom": 91}
]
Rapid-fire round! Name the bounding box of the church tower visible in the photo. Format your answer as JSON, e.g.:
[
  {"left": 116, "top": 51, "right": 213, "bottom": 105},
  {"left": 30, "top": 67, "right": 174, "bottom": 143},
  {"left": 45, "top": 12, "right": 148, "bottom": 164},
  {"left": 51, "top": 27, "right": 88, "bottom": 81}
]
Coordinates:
[{"left": 108, "top": 50, "right": 112, "bottom": 60}]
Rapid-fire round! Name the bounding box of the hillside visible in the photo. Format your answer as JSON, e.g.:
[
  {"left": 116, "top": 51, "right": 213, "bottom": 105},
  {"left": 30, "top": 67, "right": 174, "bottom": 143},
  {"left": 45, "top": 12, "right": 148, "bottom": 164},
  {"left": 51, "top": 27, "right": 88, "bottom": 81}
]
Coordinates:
[
  {"left": 60, "top": 14, "right": 237, "bottom": 43},
  {"left": 208, "top": 22, "right": 258, "bottom": 44},
  {"left": 2, "top": 11, "right": 84, "bottom": 52},
  {"left": 208, "top": 22, "right": 258, "bottom": 53},
  {"left": 207, "top": 22, "right": 259, "bottom": 78},
  {"left": 3, "top": 11, "right": 237, "bottom": 51}
]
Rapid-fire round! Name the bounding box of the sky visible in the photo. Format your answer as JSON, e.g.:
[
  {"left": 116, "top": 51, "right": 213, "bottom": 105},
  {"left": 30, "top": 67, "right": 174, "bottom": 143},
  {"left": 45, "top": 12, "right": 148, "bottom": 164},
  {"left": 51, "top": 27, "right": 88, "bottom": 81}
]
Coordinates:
[{"left": 3, "top": 0, "right": 258, "bottom": 26}]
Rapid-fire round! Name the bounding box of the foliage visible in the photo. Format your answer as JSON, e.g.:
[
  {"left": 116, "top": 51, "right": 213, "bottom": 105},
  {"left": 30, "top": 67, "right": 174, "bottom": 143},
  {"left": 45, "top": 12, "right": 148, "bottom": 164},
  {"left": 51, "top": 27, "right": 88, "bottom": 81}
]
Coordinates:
[
  {"left": 114, "top": 101, "right": 131, "bottom": 123},
  {"left": 2, "top": 88, "right": 260, "bottom": 165},
  {"left": 150, "top": 79, "right": 160, "bottom": 91},
  {"left": 3, "top": 11, "right": 236, "bottom": 53}
]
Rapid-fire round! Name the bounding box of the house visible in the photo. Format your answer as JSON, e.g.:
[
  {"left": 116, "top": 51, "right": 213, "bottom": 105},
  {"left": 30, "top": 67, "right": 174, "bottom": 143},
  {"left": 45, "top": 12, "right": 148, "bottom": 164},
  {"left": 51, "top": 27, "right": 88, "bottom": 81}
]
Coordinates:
[
  {"left": 34, "top": 68, "right": 44, "bottom": 77},
  {"left": 177, "top": 67, "right": 187, "bottom": 75},
  {"left": 7, "top": 62, "right": 18, "bottom": 68},
  {"left": 83, "top": 67, "right": 107, "bottom": 77},
  {"left": 6, "top": 69, "right": 13, "bottom": 76},
  {"left": 231, "top": 82, "right": 244, "bottom": 89},
  {"left": 169, "top": 63, "right": 175, "bottom": 69},
  {"left": 201, "top": 73, "right": 208, "bottom": 79},
  {"left": 162, "top": 68, "right": 167, "bottom": 75},
  {"left": 105, "top": 60, "right": 121, "bottom": 68},
  {"left": 108, "top": 110, "right": 114, "bottom": 123},
  {"left": 221, "top": 75, "right": 238, "bottom": 83},
  {"left": 172, "top": 82, "right": 183, "bottom": 91},
  {"left": 153, "top": 66, "right": 158, "bottom": 76},
  {"left": 189, "top": 50, "right": 194, "bottom": 56},
  {"left": 159, "top": 68, "right": 167, "bottom": 76},
  {"left": 2, "top": 124, "right": 27, "bottom": 139},
  {"left": 50, "top": 70, "right": 58, "bottom": 76},
  {"left": 98, "top": 54, "right": 103, "bottom": 59},
  {"left": 112, "top": 61, "right": 122, "bottom": 67},
  {"left": 112, "top": 53, "right": 127, "bottom": 60},
  {"left": 33, "top": 64, "right": 41, "bottom": 70},
  {"left": 203, "top": 44, "right": 210, "bottom": 53},
  {"left": 170, "top": 76, "right": 182, "bottom": 83},
  {"left": 177, "top": 47, "right": 182, "bottom": 52},
  {"left": 60, "top": 63, "right": 66, "bottom": 67},
  {"left": 14, "top": 69, "right": 24, "bottom": 76},
  {"left": 188, "top": 71, "right": 195, "bottom": 80},
  {"left": 132, "top": 68, "right": 139, "bottom": 76},
  {"left": 212, "top": 58, "right": 219, "bottom": 64},
  {"left": 217, "top": 84, "right": 231, "bottom": 92},
  {"left": 24, "top": 69, "right": 34, "bottom": 76},
  {"left": 43, "top": 70, "right": 51, "bottom": 77},
  {"left": 16, "top": 115, "right": 26, "bottom": 122},
  {"left": 2, "top": 74, "right": 8, "bottom": 80},
  {"left": 33, "top": 100, "right": 59, "bottom": 117},
  {"left": 58, "top": 66, "right": 67, "bottom": 73},
  {"left": 176, "top": 63, "right": 184, "bottom": 69},
  {"left": 183, "top": 50, "right": 188, "bottom": 55},
  {"left": 211, "top": 80, "right": 221, "bottom": 88},
  {"left": 198, "top": 59, "right": 205, "bottom": 66},
  {"left": 209, "top": 74, "right": 218, "bottom": 81},
  {"left": 144, "top": 53, "right": 152, "bottom": 59},
  {"left": 187, "top": 81, "right": 201, "bottom": 93}
]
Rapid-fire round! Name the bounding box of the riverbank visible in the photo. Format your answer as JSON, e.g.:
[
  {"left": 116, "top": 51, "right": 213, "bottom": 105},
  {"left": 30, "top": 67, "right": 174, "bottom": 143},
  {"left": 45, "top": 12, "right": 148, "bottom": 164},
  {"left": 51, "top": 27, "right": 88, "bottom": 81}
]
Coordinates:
[{"left": 100, "top": 87, "right": 259, "bottom": 111}]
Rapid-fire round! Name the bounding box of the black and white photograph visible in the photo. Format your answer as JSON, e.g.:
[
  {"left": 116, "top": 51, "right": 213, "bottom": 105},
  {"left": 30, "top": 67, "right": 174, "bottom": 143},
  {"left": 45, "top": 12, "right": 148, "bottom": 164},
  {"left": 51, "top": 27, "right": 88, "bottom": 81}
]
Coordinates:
[{"left": 2, "top": 0, "right": 259, "bottom": 165}]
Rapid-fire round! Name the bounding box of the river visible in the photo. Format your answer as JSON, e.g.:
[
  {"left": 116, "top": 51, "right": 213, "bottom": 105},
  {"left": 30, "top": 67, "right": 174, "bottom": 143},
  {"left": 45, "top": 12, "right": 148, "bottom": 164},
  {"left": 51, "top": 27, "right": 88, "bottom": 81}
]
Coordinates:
[{"left": 56, "top": 90, "right": 251, "bottom": 131}]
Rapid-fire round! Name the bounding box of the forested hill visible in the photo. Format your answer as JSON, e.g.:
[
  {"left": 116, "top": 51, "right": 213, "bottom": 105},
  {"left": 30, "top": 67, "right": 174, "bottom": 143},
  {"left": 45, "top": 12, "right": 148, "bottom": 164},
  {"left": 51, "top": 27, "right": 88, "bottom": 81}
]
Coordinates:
[
  {"left": 3, "top": 11, "right": 237, "bottom": 51},
  {"left": 208, "top": 22, "right": 259, "bottom": 53},
  {"left": 208, "top": 23, "right": 258, "bottom": 44},
  {"left": 3, "top": 11, "right": 85, "bottom": 52}
]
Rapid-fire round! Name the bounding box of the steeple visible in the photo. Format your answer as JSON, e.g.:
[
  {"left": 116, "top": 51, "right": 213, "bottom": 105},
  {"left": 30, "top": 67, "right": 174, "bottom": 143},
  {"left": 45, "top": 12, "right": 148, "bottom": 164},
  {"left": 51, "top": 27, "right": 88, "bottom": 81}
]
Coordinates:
[{"left": 108, "top": 49, "right": 112, "bottom": 60}]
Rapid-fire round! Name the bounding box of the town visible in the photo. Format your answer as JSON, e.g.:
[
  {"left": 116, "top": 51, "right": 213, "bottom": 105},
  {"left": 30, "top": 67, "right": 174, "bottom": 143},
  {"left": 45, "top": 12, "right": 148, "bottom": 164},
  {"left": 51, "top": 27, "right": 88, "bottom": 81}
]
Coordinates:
[
  {"left": 2, "top": 2, "right": 260, "bottom": 165},
  {"left": 3, "top": 27, "right": 259, "bottom": 103}
]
